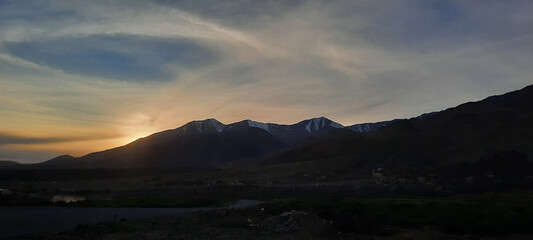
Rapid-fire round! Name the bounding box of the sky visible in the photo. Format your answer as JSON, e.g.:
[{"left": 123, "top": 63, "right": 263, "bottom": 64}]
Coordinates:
[{"left": 1, "top": 0, "right": 532, "bottom": 163}]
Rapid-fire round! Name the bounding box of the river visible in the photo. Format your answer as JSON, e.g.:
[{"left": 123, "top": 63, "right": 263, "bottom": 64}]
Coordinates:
[{"left": 0, "top": 200, "right": 261, "bottom": 239}]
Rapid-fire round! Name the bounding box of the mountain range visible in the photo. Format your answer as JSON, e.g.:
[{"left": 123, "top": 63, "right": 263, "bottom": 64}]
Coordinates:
[
  {"left": 263, "top": 84, "right": 533, "bottom": 179},
  {"left": 0, "top": 160, "right": 20, "bottom": 167},
  {"left": 13, "top": 84, "right": 533, "bottom": 176},
  {"left": 34, "top": 116, "right": 395, "bottom": 168}
]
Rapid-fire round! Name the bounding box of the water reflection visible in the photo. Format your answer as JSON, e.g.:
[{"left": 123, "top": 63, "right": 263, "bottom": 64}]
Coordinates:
[{"left": 50, "top": 194, "right": 85, "bottom": 203}]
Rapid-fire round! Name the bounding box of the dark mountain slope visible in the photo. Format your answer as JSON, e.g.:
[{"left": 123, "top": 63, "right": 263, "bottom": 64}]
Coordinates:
[
  {"left": 225, "top": 117, "right": 344, "bottom": 145},
  {"left": 37, "top": 155, "right": 75, "bottom": 167},
  {"left": 35, "top": 117, "right": 345, "bottom": 169},
  {"left": 347, "top": 119, "right": 402, "bottom": 132},
  {"left": 0, "top": 160, "right": 20, "bottom": 168},
  {"left": 29, "top": 85, "right": 533, "bottom": 171},
  {"left": 268, "top": 117, "right": 345, "bottom": 145},
  {"left": 60, "top": 127, "right": 287, "bottom": 168},
  {"left": 263, "top": 85, "right": 533, "bottom": 177}
]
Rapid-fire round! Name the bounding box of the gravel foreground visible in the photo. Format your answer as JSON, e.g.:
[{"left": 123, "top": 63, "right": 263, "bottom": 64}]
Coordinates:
[{"left": 6, "top": 204, "right": 533, "bottom": 240}]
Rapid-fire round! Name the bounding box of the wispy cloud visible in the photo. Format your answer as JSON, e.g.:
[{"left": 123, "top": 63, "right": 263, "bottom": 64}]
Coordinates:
[
  {"left": 1, "top": 0, "right": 532, "bottom": 162},
  {"left": 0, "top": 131, "right": 124, "bottom": 145},
  {"left": 4, "top": 35, "right": 218, "bottom": 81}
]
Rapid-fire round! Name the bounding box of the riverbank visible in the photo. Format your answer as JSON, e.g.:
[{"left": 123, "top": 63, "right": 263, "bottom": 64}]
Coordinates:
[
  {"left": 0, "top": 200, "right": 261, "bottom": 239},
  {"left": 6, "top": 197, "right": 533, "bottom": 240}
]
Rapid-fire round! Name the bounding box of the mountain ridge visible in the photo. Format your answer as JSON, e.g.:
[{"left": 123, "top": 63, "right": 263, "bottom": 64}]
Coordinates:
[
  {"left": 34, "top": 117, "right": 354, "bottom": 168},
  {"left": 260, "top": 84, "right": 533, "bottom": 178},
  {"left": 14, "top": 84, "right": 533, "bottom": 170},
  {"left": 0, "top": 160, "right": 20, "bottom": 167},
  {"left": 131, "top": 116, "right": 397, "bottom": 147}
]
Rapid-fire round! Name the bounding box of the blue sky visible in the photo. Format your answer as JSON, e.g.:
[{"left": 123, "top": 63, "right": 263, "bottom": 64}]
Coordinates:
[
  {"left": 0, "top": 0, "right": 532, "bottom": 162},
  {"left": 4, "top": 35, "right": 217, "bottom": 81}
]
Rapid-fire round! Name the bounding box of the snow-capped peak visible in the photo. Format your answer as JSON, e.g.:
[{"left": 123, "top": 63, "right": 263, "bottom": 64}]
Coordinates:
[
  {"left": 346, "top": 119, "right": 401, "bottom": 133},
  {"left": 181, "top": 118, "right": 226, "bottom": 134},
  {"left": 179, "top": 117, "right": 345, "bottom": 140},
  {"left": 245, "top": 120, "right": 272, "bottom": 133},
  {"left": 203, "top": 118, "right": 225, "bottom": 132},
  {"left": 303, "top": 117, "right": 344, "bottom": 133}
]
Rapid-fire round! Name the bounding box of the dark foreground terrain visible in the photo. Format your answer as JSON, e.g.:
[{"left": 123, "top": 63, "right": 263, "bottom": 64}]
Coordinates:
[
  {"left": 1, "top": 167, "right": 533, "bottom": 239},
  {"left": 5, "top": 194, "right": 533, "bottom": 240}
]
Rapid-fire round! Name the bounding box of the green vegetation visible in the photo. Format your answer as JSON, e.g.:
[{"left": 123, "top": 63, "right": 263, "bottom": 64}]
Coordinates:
[{"left": 269, "top": 194, "right": 533, "bottom": 235}]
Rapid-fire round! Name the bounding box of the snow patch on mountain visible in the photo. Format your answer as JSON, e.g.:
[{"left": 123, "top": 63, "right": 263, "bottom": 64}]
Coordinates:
[
  {"left": 305, "top": 122, "right": 312, "bottom": 132},
  {"left": 303, "top": 117, "right": 343, "bottom": 133},
  {"left": 247, "top": 120, "right": 273, "bottom": 133},
  {"left": 187, "top": 121, "right": 203, "bottom": 133},
  {"left": 346, "top": 119, "right": 401, "bottom": 132},
  {"left": 204, "top": 118, "right": 225, "bottom": 132},
  {"left": 180, "top": 117, "right": 395, "bottom": 137},
  {"left": 329, "top": 121, "right": 343, "bottom": 128}
]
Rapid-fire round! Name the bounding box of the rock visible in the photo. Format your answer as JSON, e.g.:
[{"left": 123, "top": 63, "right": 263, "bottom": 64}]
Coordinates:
[{"left": 257, "top": 210, "right": 309, "bottom": 232}]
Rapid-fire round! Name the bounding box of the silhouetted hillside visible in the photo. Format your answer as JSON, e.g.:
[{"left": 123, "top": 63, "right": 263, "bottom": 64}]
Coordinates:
[
  {"left": 0, "top": 160, "right": 19, "bottom": 168},
  {"left": 262, "top": 85, "right": 533, "bottom": 177},
  {"left": 19, "top": 84, "right": 533, "bottom": 175}
]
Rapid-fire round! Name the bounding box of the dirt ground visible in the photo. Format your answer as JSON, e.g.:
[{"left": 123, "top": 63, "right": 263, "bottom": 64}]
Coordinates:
[{"left": 8, "top": 204, "right": 533, "bottom": 240}]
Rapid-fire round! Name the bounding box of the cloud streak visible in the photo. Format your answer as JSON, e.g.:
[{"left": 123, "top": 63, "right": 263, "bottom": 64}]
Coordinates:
[
  {"left": 0, "top": 131, "right": 124, "bottom": 145},
  {"left": 1, "top": 0, "right": 532, "bottom": 162},
  {"left": 4, "top": 35, "right": 218, "bottom": 81}
]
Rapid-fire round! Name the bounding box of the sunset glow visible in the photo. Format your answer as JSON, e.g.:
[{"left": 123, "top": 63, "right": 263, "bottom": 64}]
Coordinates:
[{"left": 1, "top": 1, "right": 532, "bottom": 162}]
